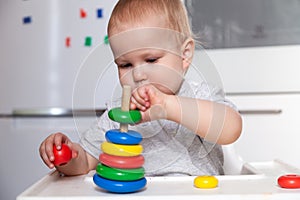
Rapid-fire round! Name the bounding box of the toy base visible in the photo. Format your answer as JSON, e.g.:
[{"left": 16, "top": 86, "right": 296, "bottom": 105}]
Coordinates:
[{"left": 93, "top": 174, "right": 147, "bottom": 193}]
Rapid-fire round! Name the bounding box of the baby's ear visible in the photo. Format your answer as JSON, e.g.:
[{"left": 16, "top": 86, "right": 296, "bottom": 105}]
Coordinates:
[{"left": 181, "top": 38, "right": 195, "bottom": 70}]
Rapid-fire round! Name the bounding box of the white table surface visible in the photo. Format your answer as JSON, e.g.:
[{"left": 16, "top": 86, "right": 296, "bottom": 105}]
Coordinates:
[{"left": 17, "top": 160, "right": 300, "bottom": 200}]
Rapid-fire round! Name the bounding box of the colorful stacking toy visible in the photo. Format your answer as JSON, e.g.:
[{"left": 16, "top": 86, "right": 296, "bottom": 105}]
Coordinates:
[{"left": 93, "top": 85, "right": 147, "bottom": 193}]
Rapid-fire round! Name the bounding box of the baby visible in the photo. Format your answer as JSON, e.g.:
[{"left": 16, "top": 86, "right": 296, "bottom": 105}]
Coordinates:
[{"left": 39, "top": 0, "right": 242, "bottom": 176}]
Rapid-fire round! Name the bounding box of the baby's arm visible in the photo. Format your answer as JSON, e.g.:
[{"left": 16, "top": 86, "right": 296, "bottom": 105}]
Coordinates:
[
  {"left": 131, "top": 85, "right": 242, "bottom": 145},
  {"left": 39, "top": 133, "right": 98, "bottom": 176},
  {"left": 166, "top": 96, "right": 242, "bottom": 145}
]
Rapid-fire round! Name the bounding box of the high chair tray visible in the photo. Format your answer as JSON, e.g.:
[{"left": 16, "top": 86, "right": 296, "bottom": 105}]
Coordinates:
[{"left": 18, "top": 160, "right": 300, "bottom": 200}]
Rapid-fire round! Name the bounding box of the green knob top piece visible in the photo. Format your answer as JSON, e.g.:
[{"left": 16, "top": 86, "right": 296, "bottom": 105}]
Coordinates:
[{"left": 108, "top": 107, "right": 141, "bottom": 124}]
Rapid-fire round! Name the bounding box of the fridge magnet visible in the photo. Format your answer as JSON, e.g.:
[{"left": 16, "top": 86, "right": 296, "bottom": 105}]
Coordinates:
[
  {"left": 65, "top": 37, "right": 71, "bottom": 48},
  {"left": 85, "top": 36, "right": 92, "bottom": 46},
  {"left": 104, "top": 35, "right": 109, "bottom": 45},
  {"left": 80, "top": 8, "right": 87, "bottom": 18},
  {"left": 97, "top": 8, "right": 103, "bottom": 18},
  {"left": 23, "top": 16, "right": 32, "bottom": 24}
]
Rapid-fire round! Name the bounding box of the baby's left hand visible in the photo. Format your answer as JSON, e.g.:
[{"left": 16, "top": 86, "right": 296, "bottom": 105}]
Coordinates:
[{"left": 130, "top": 84, "right": 169, "bottom": 122}]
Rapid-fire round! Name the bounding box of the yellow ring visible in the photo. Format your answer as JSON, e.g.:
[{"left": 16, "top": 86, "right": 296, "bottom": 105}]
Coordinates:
[
  {"left": 194, "top": 176, "right": 218, "bottom": 189},
  {"left": 101, "top": 142, "right": 143, "bottom": 157}
]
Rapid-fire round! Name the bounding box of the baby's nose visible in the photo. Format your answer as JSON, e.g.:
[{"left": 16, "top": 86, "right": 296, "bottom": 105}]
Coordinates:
[{"left": 132, "top": 65, "right": 147, "bottom": 83}]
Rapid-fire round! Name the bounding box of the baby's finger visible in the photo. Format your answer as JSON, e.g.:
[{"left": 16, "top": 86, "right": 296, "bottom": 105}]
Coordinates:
[
  {"left": 68, "top": 143, "right": 79, "bottom": 159},
  {"left": 132, "top": 90, "right": 146, "bottom": 104},
  {"left": 137, "top": 86, "right": 149, "bottom": 101},
  {"left": 53, "top": 132, "right": 68, "bottom": 150},
  {"left": 130, "top": 102, "right": 137, "bottom": 110},
  {"left": 39, "top": 142, "right": 54, "bottom": 168},
  {"left": 133, "top": 88, "right": 150, "bottom": 105},
  {"left": 131, "top": 95, "right": 147, "bottom": 111},
  {"left": 44, "top": 135, "right": 56, "bottom": 162}
]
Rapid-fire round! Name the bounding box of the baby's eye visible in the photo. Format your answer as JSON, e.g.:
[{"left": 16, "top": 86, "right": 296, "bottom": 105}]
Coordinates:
[
  {"left": 146, "top": 58, "right": 158, "bottom": 63},
  {"left": 119, "top": 63, "right": 132, "bottom": 68}
]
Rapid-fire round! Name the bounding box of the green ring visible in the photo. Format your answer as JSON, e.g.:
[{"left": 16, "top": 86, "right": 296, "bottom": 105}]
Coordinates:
[
  {"left": 108, "top": 108, "right": 141, "bottom": 124},
  {"left": 96, "top": 164, "right": 145, "bottom": 181}
]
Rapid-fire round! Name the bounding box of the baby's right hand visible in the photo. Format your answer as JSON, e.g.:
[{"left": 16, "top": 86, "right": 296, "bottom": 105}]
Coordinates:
[{"left": 39, "top": 132, "right": 78, "bottom": 169}]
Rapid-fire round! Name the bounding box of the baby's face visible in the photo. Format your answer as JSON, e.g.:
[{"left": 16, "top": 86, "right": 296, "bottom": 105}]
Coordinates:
[
  {"left": 109, "top": 23, "right": 188, "bottom": 94},
  {"left": 115, "top": 47, "right": 185, "bottom": 95}
]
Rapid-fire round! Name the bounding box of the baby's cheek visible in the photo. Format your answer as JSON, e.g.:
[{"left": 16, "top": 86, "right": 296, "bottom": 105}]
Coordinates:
[{"left": 149, "top": 64, "right": 184, "bottom": 94}]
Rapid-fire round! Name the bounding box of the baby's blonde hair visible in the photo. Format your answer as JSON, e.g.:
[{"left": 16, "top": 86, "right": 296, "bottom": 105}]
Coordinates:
[{"left": 108, "top": 0, "right": 192, "bottom": 38}]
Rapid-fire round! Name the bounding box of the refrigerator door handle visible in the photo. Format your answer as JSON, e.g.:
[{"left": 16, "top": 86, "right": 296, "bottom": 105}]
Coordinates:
[
  {"left": 9, "top": 108, "right": 105, "bottom": 117},
  {"left": 238, "top": 109, "right": 282, "bottom": 115}
]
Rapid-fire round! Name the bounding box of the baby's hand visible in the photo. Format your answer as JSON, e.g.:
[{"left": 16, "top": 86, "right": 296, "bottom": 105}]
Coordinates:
[
  {"left": 130, "top": 85, "right": 151, "bottom": 111},
  {"left": 130, "top": 84, "right": 169, "bottom": 122},
  {"left": 39, "top": 133, "right": 78, "bottom": 169}
]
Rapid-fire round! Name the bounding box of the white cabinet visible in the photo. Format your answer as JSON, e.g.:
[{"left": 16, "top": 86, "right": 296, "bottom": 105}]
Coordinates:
[
  {"left": 227, "top": 94, "right": 300, "bottom": 168},
  {"left": 207, "top": 46, "right": 300, "bottom": 94},
  {"left": 200, "top": 45, "right": 300, "bottom": 168}
]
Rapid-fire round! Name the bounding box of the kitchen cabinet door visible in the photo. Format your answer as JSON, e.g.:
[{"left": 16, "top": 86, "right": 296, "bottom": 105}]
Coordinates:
[{"left": 228, "top": 94, "right": 300, "bottom": 168}]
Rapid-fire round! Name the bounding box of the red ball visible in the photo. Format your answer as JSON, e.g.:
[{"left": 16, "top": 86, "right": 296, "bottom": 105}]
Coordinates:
[
  {"left": 53, "top": 144, "right": 72, "bottom": 166},
  {"left": 278, "top": 174, "right": 300, "bottom": 189}
]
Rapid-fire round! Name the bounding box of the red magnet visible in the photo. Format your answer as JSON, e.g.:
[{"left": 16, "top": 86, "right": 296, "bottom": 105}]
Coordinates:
[
  {"left": 278, "top": 174, "right": 300, "bottom": 189},
  {"left": 80, "top": 8, "right": 87, "bottom": 18},
  {"left": 65, "top": 37, "right": 71, "bottom": 47}
]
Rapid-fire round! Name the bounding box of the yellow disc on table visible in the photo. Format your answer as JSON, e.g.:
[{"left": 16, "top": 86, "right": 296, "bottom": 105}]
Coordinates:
[
  {"left": 194, "top": 176, "right": 218, "bottom": 189},
  {"left": 101, "top": 141, "right": 143, "bottom": 157}
]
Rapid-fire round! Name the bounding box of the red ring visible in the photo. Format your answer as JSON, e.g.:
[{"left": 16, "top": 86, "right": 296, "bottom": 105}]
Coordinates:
[
  {"left": 99, "top": 153, "right": 145, "bottom": 169},
  {"left": 278, "top": 174, "right": 300, "bottom": 189}
]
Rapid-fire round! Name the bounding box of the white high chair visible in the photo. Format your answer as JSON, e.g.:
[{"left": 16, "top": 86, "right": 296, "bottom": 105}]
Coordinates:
[{"left": 222, "top": 144, "right": 245, "bottom": 175}]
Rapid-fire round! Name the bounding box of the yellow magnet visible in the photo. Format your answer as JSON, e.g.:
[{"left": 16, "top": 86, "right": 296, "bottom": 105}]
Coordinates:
[
  {"left": 101, "top": 141, "right": 143, "bottom": 157},
  {"left": 194, "top": 176, "right": 218, "bottom": 189}
]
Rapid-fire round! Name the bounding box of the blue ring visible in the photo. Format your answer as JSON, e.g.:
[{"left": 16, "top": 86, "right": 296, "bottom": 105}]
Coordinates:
[
  {"left": 93, "top": 174, "right": 147, "bottom": 193},
  {"left": 105, "top": 129, "right": 142, "bottom": 145}
]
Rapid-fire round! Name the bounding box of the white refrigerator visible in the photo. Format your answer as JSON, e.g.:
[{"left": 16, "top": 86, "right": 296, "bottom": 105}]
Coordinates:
[{"left": 0, "top": 1, "right": 118, "bottom": 199}]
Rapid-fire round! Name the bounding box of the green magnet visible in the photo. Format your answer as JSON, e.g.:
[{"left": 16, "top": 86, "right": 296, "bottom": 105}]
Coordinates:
[
  {"left": 85, "top": 36, "right": 92, "bottom": 46},
  {"left": 104, "top": 35, "right": 109, "bottom": 45}
]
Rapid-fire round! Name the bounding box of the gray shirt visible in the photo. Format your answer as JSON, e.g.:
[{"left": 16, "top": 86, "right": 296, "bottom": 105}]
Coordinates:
[{"left": 79, "top": 80, "right": 236, "bottom": 176}]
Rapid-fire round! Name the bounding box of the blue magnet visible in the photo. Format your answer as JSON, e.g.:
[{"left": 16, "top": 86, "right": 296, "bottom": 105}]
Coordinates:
[
  {"left": 105, "top": 129, "right": 142, "bottom": 145},
  {"left": 93, "top": 174, "right": 147, "bottom": 193},
  {"left": 97, "top": 8, "right": 103, "bottom": 18},
  {"left": 23, "top": 16, "right": 32, "bottom": 24}
]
